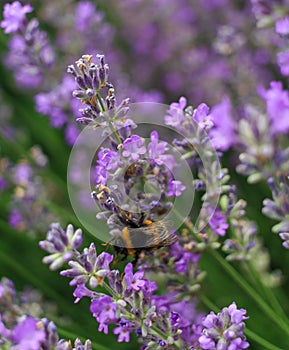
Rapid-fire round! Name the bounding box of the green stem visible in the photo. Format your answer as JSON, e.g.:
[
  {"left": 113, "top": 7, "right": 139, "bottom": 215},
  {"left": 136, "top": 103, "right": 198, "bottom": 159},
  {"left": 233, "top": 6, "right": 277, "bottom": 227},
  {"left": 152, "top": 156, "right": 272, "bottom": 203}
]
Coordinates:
[
  {"left": 108, "top": 121, "right": 122, "bottom": 145},
  {"left": 0, "top": 246, "right": 70, "bottom": 315},
  {"left": 42, "top": 201, "right": 80, "bottom": 227},
  {"left": 244, "top": 260, "right": 288, "bottom": 323},
  {"left": 199, "top": 294, "right": 219, "bottom": 313},
  {"left": 102, "top": 280, "right": 119, "bottom": 299},
  {"left": 181, "top": 151, "right": 195, "bottom": 160},
  {"left": 211, "top": 249, "right": 289, "bottom": 337},
  {"left": 96, "top": 93, "right": 122, "bottom": 145},
  {"left": 96, "top": 93, "right": 105, "bottom": 112},
  {"left": 244, "top": 329, "right": 283, "bottom": 350}
]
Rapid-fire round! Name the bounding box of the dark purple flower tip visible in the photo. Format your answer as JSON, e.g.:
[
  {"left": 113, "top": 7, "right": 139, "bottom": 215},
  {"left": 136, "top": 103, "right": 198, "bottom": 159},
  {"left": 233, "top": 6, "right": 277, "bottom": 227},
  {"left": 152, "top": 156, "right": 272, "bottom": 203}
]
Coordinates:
[
  {"left": 67, "top": 65, "right": 77, "bottom": 76},
  {"left": 158, "top": 340, "right": 167, "bottom": 346},
  {"left": 267, "top": 177, "right": 275, "bottom": 188},
  {"left": 136, "top": 328, "right": 142, "bottom": 337},
  {"left": 195, "top": 180, "right": 205, "bottom": 191},
  {"left": 170, "top": 312, "right": 180, "bottom": 327}
]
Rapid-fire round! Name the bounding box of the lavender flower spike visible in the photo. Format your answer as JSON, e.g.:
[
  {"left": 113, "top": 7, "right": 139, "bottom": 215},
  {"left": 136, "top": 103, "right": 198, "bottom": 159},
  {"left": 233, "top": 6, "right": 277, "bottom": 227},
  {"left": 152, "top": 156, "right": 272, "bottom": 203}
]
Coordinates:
[
  {"left": 199, "top": 302, "right": 249, "bottom": 349},
  {"left": 39, "top": 223, "right": 83, "bottom": 270},
  {"left": 60, "top": 243, "right": 113, "bottom": 288}
]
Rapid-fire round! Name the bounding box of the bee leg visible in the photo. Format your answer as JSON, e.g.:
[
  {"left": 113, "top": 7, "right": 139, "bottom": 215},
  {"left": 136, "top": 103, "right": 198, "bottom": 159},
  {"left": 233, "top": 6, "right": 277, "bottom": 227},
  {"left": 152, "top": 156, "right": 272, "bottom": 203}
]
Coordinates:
[
  {"left": 114, "top": 246, "right": 129, "bottom": 262},
  {"left": 132, "top": 249, "right": 141, "bottom": 267},
  {"left": 123, "top": 250, "right": 129, "bottom": 262}
]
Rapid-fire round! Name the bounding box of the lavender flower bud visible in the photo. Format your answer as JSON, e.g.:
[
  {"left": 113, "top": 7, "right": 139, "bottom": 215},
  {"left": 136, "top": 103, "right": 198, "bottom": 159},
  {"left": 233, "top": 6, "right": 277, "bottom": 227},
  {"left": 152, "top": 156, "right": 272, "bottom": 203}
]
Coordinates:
[
  {"left": 198, "top": 302, "right": 249, "bottom": 349},
  {"left": 39, "top": 223, "right": 83, "bottom": 270}
]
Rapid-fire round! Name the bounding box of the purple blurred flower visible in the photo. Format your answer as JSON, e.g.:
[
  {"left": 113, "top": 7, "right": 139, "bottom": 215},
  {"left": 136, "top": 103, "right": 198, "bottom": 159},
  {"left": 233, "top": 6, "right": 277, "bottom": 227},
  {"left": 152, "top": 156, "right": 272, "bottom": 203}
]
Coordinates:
[
  {"left": 148, "top": 131, "right": 176, "bottom": 168},
  {"left": 9, "top": 209, "right": 24, "bottom": 230},
  {"left": 15, "top": 65, "right": 43, "bottom": 89},
  {"left": 148, "top": 131, "right": 167, "bottom": 161},
  {"left": 65, "top": 123, "right": 79, "bottom": 145},
  {"left": 96, "top": 148, "right": 122, "bottom": 185},
  {"left": 122, "top": 135, "right": 146, "bottom": 162},
  {"left": 277, "top": 50, "right": 289, "bottom": 76},
  {"left": 175, "top": 252, "right": 198, "bottom": 273},
  {"left": 209, "top": 96, "right": 237, "bottom": 151},
  {"left": 199, "top": 302, "right": 249, "bottom": 350},
  {"left": 35, "top": 76, "right": 78, "bottom": 128},
  {"left": 13, "top": 162, "right": 32, "bottom": 185},
  {"left": 169, "top": 242, "right": 200, "bottom": 273},
  {"left": 35, "top": 93, "right": 67, "bottom": 127},
  {"left": 209, "top": 208, "right": 229, "bottom": 237},
  {"left": 250, "top": 0, "right": 273, "bottom": 19},
  {"left": 0, "top": 1, "right": 32, "bottom": 33},
  {"left": 263, "top": 177, "right": 289, "bottom": 249},
  {"left": 276, "top": 17, "right": 289, "bottom": 36},
  {"left": 75, "top": 1, "right": 103, "bottom": 32},
  {"left": 167, "top": 180, "right": 186, "bottom": 197},
  {"left": 3, "top": 12, "right": 55, "bottom": 89},
  {"left": 0, "top": 315, "right": 10, "bottom": 339},
  {"left": 12, "top": 316, "right": 45, "bottom": 350},
  {"left": 164, "top": 96, "right": 186, "bottom": 127},
  {"left": 193, "top": 103, "right": 213, "bottom": 129},
  {"left": 261, "top": 81, "right": 289, "bottom": 135}
]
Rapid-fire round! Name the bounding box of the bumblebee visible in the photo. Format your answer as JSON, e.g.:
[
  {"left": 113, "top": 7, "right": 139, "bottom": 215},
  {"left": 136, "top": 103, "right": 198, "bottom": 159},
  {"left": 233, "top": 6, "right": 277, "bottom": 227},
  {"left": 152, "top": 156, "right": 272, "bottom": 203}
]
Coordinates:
[
  {"left": 92, "top": 185, "right": 178, "bottom": 263},
  {"left": 114, "top": 208, "right": 178, "bottom": 263}
]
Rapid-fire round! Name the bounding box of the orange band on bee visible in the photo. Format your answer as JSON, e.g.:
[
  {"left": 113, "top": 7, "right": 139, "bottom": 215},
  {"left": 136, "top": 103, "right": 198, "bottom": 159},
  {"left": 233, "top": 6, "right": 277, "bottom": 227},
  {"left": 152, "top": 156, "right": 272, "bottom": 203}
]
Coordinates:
[
  {"left": 144, "top": 220, "right": 153, "bottom": 226},
  {"left": 121, "top": 227, "right": 135, "bottom": 256}
]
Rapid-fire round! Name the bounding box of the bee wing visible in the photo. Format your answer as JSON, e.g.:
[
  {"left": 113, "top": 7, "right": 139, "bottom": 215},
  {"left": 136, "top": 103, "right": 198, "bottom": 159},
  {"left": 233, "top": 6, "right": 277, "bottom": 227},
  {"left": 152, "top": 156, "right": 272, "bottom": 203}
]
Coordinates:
[{"left": 127, "top": 220, "right": 178, "bottom": 249}]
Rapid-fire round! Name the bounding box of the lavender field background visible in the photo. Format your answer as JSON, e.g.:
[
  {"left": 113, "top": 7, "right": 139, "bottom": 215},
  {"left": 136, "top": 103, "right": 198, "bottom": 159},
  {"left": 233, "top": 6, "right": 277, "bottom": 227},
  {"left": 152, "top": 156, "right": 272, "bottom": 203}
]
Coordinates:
[{"left": 1, "top": 1, "right": 289, "bottom": 349}]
